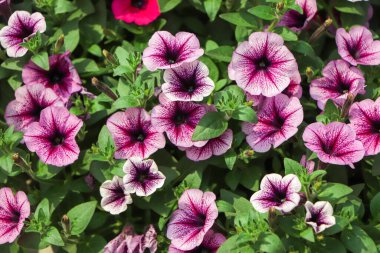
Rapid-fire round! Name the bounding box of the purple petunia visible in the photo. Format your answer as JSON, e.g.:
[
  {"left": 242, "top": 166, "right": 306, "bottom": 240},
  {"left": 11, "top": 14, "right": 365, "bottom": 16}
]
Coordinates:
[
  {"left": 0, "top": 11, "right": 46, "bottom": 57},
  {"left": 100, "top": 176, "right": 133, "bottom": 215},
  {"left": 123, "top": 158, "right": 166, "bottom": 197},
  {"left": 303, "top": 122, "right": 365, "bottom": 168},
  {"left": 278, "top": 0, "right": 317, "bottom": 32},
  {"left": 107, "top": 108, "right": 166, "bottom": 160},
  {"left": 305, "top": 201, "right": 336, "bottom": 234},
  {"left": 142, "top": 31, "right": 204, "bottom": 71},
  {"left": 23, "top": 106, "right": 83, "bottom": 167},
  {"left": 250, "top": 173, "right": 302, "bottom": 213},
  {"left": 228, "top": 32, "right": 298, "bottom": 97}
]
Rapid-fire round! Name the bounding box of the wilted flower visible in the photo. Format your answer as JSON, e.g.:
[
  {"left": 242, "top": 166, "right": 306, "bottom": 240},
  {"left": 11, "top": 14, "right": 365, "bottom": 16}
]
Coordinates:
[
  {"left": 0, "top": 11, "right": 46, "bottom": 57},
  {"left": 300, "top": 155, "right": 315, "bottom": 174},
  {"left": 305, "top": 201, "right": 336, "bottom": 233},
  {"left": 24, "top": 106, "right": 83, "bottom": 167},
  {"left": 167, "top": 189, "right": 218, "bottom": 251},
  {"left": 250, "top": 173, "right": 302, "bottom": 213},
  {"left": 278, "top": 0, "right": 317, "bottom": 32},
  {"left": 303, "top": 122, "right": 365, "bottom": 168},
  {"left": 0, "top": 0, "right": 11, "bottom": 20},
  {"left": 100, "top": 176, "right": 133, "bottom": 215},
  {"left": 112, "top": 0, "right": 160, "bottom": 26},
  {"left": 0, "top": 187, "right": 30, "bottom": 244},
  {"left": 142, "top": 31, "right": 204, "bottom": 71},
  {"left": 107, "top": 108, "right": 166, "bottom": 159}
]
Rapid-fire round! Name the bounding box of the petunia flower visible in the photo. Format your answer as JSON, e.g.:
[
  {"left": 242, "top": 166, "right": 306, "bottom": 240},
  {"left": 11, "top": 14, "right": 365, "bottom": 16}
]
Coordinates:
[
  {"left": 302, "top": 122, "right": 365, "bottom": 168},
  {"left": 278, "top": 0, "right": 317, "bottom": 32},
  {"left": 310, "top": 60, "right": 365, "bottom": 110},
  {"left": 22, "top": 51, "right": 82, "bottom": 102},
  {"left": 349, "top": 98, "right": 380, "bottom": 156},
  {"left": 0, "top": 11, "right": 46, "bottom": 57},
  {"left": 242, "top": 94, "right": 303, "bottom": 153},
  {"left": 0, "top": 0, "right": 11, "bottom": 20},
  {"left": 304, "top": 201, "right": 336, "bottom": 234},
  {"left": 300, "top": 155, "right": 315, "bottom": 174},
  {"left": 100, "top": 176, "right": 133, "bottom": 215},
  {"left": 0, "top": 187, "right": 30, "bottom": 244},
  {"left": 142, "top": 31, "right": 204, "bottom": 71},
  {"left": 123, "top": 158, "right": 166, "bottom": 197},
  {"left": 112, "top": 0, "right": 160, "bottom": 26},
  {"left": 228, "top": 32, "right": 298, "bottom": 97},
  {"left": 336, "top": 26, "right": 380, "bottom": 66},
  {"left": 23, "top": 106, "right": 83, "bottom": 167},
  {"left": 107, "top": 108, "right": 166, "bottom": 160},
  {"left": 167, "top": 189, "right": 218, "bottom": 251},
  {"left": 162, "top": 61, "right": 215, "bottom": 102},
  {"left": 5, "top": 84, "right": 64, "bottom": 132}
]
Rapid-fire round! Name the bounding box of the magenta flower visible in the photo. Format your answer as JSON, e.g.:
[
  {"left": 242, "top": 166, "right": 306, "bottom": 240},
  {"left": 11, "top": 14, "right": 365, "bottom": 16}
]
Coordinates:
[
  {"left": 23, "top": 106, "right": 83, "bottom": 167},
  {"left": 305, "top": 201, "right": 336, "bottom": 234},
  {"left": 278, "top": 0, "right": 317, "bottom": 32},
  {"left": 242, "top": 94, "right": 303, "bottom": 152},
  {"left": 349, "top": 98, "right": 380, "bottom": 156},
  {"left": 100, "top": 176, "right": 133, "bottom": 215},
  {"left": 22, "top": 52, "right": 82, "bottom": 102},
  {"left": 5, "top": 84, "right": 64, "bottom": 132},
  {"left": 142, "top": 31, "right": 204, "bottom": 71},
  {"left": 228, "top": 32, "right": 298, "bottom": 97},
  {"left": 162, "top": 61, "right": 215, "bottom": 102},
  {"left": 310, "top": 60, "right": 365, "bottom": 110},
  {"left": 107, "top": 108, "right": 166, "bottom": 160},
  {"left": 303, "top": 122, "right": 365, "bottom": 168},
  {"left": 167, "top": 189, "right": 218, "bottom": 251},
  {"left": 283, "top": 72, "right": 302, "bottom": 99},
  {"left": 123, "top": 158, "right": 165, "bottom": 197},
  {"left": 250, "top": 173, "right": 301, "bottom": 213},
  {"left": 0, "top": 187, "right": 30, "bottom": 244},
  {"left": 336, "top": 26, "right": 380, "bottom": 66},
  {"left": 300, "top": 155, "right": 315, "bottom": 174}
]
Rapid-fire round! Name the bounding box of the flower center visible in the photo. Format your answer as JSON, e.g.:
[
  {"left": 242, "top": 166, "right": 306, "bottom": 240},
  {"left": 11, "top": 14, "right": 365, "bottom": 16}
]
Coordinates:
[
  {"left": 288, "top": 10, "right": 308, "bottom": 28},
  {"left": 255, "top": 57, "right": 271, "bottom": 70},
  {"left": 52, "top": 134, "right": 65, "bottom": 146},
  {"left": 137, "top": 171, "right": 149, "bottom": 183},
  {"left": 309, "top": 212, "right": 320, "bottom": 223},
  {"left": 322, "top": 144, "right": 334, "bottom": 154},
  {"left": 182, "top": 79, "right": 197, "bottom": 93},
  {"left": 48, "top": 67, "right": 65, "bottom": 84},
  {"left": 337, "top": 82, "right": 351, "bottom": 94},
  {"left": 131, "top": 0, "right": 146, "bottom": 9},
  {"left": 272, "top": 116, "right": 285, "bottom": 129},
  {"left": 196, "top": 213, "right": 206, "bottom": 227},
  {"left": 173, "top": 113, "right": 188, "bottom": 126},
  {"left": 348, "top": 45, "right": 360, "bottom": 59},
  {"left": 274, "top": 191, "right": 287, "bottom": 204},
  {"left": 165, "top": 51, "right": 178, "bottom": 65},
  {"left": 133, "top": 131, "right": 146, "bottom": 142}
]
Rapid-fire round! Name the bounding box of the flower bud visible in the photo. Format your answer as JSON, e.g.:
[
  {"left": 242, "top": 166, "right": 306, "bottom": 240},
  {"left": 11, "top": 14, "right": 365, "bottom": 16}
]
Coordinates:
[
  {"left": 309, "top": 18, "right": 333, "bottom": 43},
  {"left": 54, "top": 35, "right": 65, "bottom": 54},
  {"left": 341, "top": 93, "right": 355, "bottom": 119},
  {"left": 306, "top": 67, "right": 314, "bottom": 82},
  {"left": 103, "top": 49, "right": 118, "bottom": 66},
  {"left": 61, "top": 214, "right": 71, "bottom": 234},
  {"left": 91, "top": 77, "right": 118, "bottom": 101}
]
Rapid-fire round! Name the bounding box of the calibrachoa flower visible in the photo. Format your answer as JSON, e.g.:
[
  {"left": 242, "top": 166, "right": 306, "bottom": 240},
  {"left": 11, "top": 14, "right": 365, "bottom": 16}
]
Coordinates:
[
  {"left": 228, "top": 32, "right": 298, "bottom": 97},
  {"left": 302, "top": 122, "right": 365, "bottom": 168},
  {"left": 112, "top": 0, "right": 160, "bottom": 26},
  {"left": 107, "top": 108, "right": 166, "bottom": 159},
  {"left": 0, "top": 0, "right": 11, "bottom": 20},
  {"left": 142, "top": 31, "right": 204, "bottom": 71},
  {"left": 100, "top": 176, "right": 133, "bottom": 215},
  {"left": 162, "top": 61, "right": 215, "bottom": 102},
  {"left": 278, "top": 0, "right": 317, "bottom": 32},
  {"left": 5, "top": 84, "right": 64, "bottom": 132},
  {"left": 0, "top": 187, "right": 30, "bottom": 244},
  {"left": 300, "top": 155, "right": 315, "bottom": 174},
  {"left": 336, "top": 26, "right": 380, "bottom": 66},
  {"left": 349, "top": 98, "right": 380, "bottom": 156},
  {"left": 0, "top": 11, "right": 46, "bottom": 57},
  {"left": 22, "top": 51, "right": 82, "bottom": 102},
  {"left": 304, "top": 201, "right": 336, "bottom": 234},
  {"left": 123, "top": 158, "right": 166, "bottom": 197},
  {"left": 24, "top": 106, "right": 83, "bottom": 167},
  {"left": 242, "top": 94, "right": 303, "bottom": 152},
  {"left": 167, "top": 189, "right": 218, "bottom": 251},
  {"left": 310, "top": 60, "right": 365, "bottom": 110},
  {"left": 250, "top": 173, "right": 302, "bottom": 213}
]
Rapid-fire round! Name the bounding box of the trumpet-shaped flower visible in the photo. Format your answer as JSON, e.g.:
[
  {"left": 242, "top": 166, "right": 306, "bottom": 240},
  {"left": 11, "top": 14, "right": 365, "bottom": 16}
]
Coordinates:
[
  {"left": 100, "top": 176, "right": 133, "bottom": 215},
  {"left": 112, "top": 0, "right": 160, "bottom": 26},
  {"left": 305, "top": 201, "right": 336, "bottom": 233},
  {"left": 279, "top": 0, "right": 317, "bottom": 32}
]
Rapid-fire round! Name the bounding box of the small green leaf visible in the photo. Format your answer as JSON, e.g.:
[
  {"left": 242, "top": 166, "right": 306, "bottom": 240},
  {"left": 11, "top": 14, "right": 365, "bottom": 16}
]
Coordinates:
[
  {"left": 42, "top": 227, "right": 64, "bottom": 247},
  {"left": 219, "top": 12, "right": 258, "bottom": 27},
  {"left": 370, "top": 192, "right": 380, "bottom": 220},
  {"left": 284, "top": 158, "right": 306, "bottom": 177},
  {"left": 158, "top": 0, "right": 182, "bottom": 13},
  {"left": 192, "top": 112, "right": 228, "bottom": 141},
  {"left": 341, "top": 226, "right": 377, "bottom": 253},
  {"left": 318, "top": 183, "right": 353, "bottom": 202},
  {"left": 248, "top": 5, "right": 276, "bottom": 20},
  {"left": 231, "top": 106, "right": 257, "bottom": 122},
  {"left": 224, "top": 149, "right": 237, "bottom": 170},
  {"left": 31, "top": 52, "right": 50, "bottom": 71},
  {"left": 204, "top": 0, "right": 222, "bottom": 21},
  {"left": 67, "top": 201, "right": 97, "bottom": 235},
  {"left": 205, "top": 46, "right": 234, "bottom": 62},
  {"left": 72, "top": 58, "right": 99, "bottom": 73}
]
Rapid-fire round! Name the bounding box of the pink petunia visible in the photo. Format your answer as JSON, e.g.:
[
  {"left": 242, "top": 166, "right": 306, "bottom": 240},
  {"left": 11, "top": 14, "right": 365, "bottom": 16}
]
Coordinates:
[
  {"left": 167, "top": 189, "right": 218, "bottom": 251},
  {"left": 0, "top": 187, "right": 30, "bottom": 244},
  {"left": 112, "top": 0, "right": 160, "bottom": 26},
  {"left": 305, "top": 201, "right": 336, "bottom": 234},
  {"left": 100, "top": 176, "right": 133, "bottom": 215},
  {"left": 302, "top": 122, "right": 365, "bottom": 168},
  {"left": 278, "top": 0, "right": 317, "bottom": 32},
  {"left": 228, "top": 32, "right": 299, "bottom": 97},
  {"left": 23, "top": 106, "right": 83, "bottom": 167},
  {"left": 142, "top": 31, "right": 204, "bottom": 71},
  {"left": 107, "top": 108, "right": 166, "bottom": 160}
]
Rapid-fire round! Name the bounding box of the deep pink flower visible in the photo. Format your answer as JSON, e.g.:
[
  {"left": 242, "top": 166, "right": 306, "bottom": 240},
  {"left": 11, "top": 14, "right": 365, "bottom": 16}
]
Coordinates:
[
  {"left": 305, "top": 201, "right": 336, "bottom": 234},
  {"left": 310, "top": 60, "right": 365, "bottom": 110},
  {"left": 142, "top": 31, "right": 204, "bottom": 71},
  {"left": 300, "top": 155, "right": 315, "bottom": 174},
  {"left": 100, "top": 176, "right": 133, "bottom": 215},
  {"left": 228, "top": 32, "right": 298, "bottom": 97},
  {"left": 112, "top": 0, "right": 160, "bottom": 26},
  {"left": 0, "top": 11, "right": 46, "bottom": 57},
  {"left": 349, "top": 98, "right": 380, "bottom": 156},
  {"left": 162, "top": 61, "right": 215, "bottom": 102},
  {"left": 242, "top": 94, "right": 303, "bottom": 152},
  {"left": 5, "top": 84, "right": 64, "bottom": 132},
  {"left": 123, "top": 158, "right": 165, "bottom": 197},
  {"left": 107, "top": 108, "right": 166, "bottom": 160},
  {"left": 22, "top": 52, "right": 82, "bottom": 102},
  {"left": 250, "top": 173, "right": 301, "bottom": 213},
  {"left": 278, "top": 0, "right": 317, "bottom": 32},
  {"left": 167, "top": 189, "right": 218, "bottom": 251},
  {"left": 24, "top": 106, "right": 83, "bottom": 167},
  {"left": 303, "top": 122, "right": 365, "bottom": 168},
  {"left": 0, "top": 187, "right": 30, "bottom": 244},
  {"left": 336, "top": 26, "right": 380, "bottom": 66}
]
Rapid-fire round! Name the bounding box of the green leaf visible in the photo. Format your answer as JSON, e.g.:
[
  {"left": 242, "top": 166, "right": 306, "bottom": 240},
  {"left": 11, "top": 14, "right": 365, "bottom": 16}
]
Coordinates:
[
  {"left": 158, "top": 0, "right": 182, "bottom": 13},
  {"left": 318, "top": 183, "right": 353, "bottom": 202},
  {"left": 316, "top": 100, "right": 341, "bottom": 124},
  {"left": 370, "top": 192, "right": 380, "bottom": 220},
  {"left": 248, "top": 5, "right": 276, "bottom": 20},
  {"left": 224, "top": 149, "right": 237, "bottom": 170},
  {"left": 231, "top": 106, "right": 257, "bottom": 122},
  {"left": 300, "top": 227, "right": 315, "bottom": 242},
  {"left": 31, "top": 52, "right": 49, "bottom": 71},
  {"left": 42, "top": 227, "right": 64, "bottom": 247},
  {"left": 55, "top": 0, "right": 77, "bottom": 14},
  {"left": 372, "top": 153, "right": 380, "bottom": 176},
  {"left": 287, "top": 40, "right": 315, "bottom": 56},
  {"left": 205, "top": 46, "right": 234, "bottom": 62},
  {"left": 273, "top": 27, "right": 298, "bottom": 41},
  {"left": 335, "top": 0, "right": 365, "bottom": 15},
  {"left": 192, "top": 112, "right": 228, "bottom": 141},
  {"left": 284, "top": 158, "right": 306, "bottom": 177},
  {"left": 256, "top": 232, "right": 286, "bottom": 253},
  {"left": 72, "top": 58, "right": 99, "bottom": 73},
  {"left": 1, "top": 58, "right": 28, "bottom": 71},
  {"left": 308, "top": 170, "right": 327, "bottom": 182},
  {"left": 67, "top": 201, "right": 97, "bottom": 235},
  {"left": 219, "top": 12, "right": 258, "bottom": 27},
  {"left": 204, "top": 0, "right": 222, "bottom": 21},
  {"left": 34, "top": 199, "right": 51, "bottom": 224},
  {"left": 341, "top": 226, "right": 377, "bottom": 253}
]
